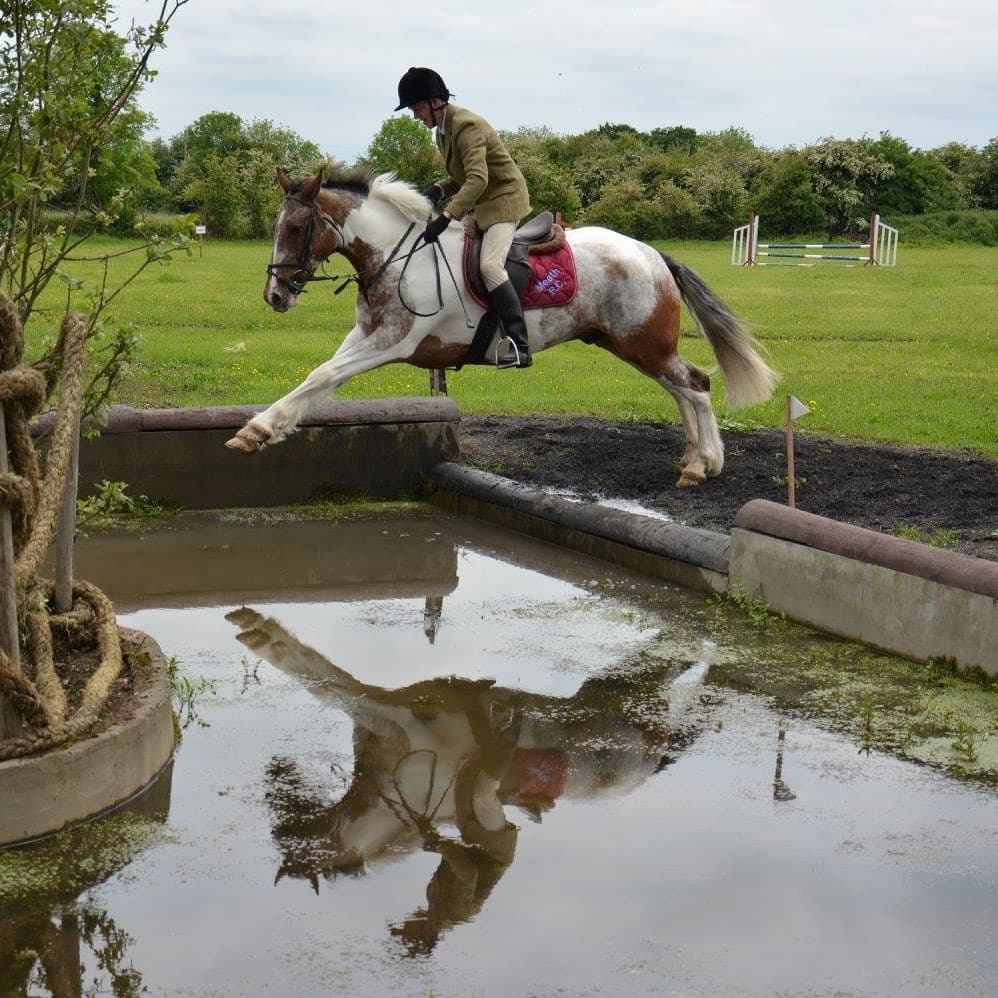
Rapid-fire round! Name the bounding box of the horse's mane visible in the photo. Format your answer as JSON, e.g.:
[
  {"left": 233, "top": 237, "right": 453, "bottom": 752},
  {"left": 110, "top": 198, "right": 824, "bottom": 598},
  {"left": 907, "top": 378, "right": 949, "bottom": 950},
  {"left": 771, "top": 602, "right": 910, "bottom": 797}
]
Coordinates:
[
  {"left": 369, "top": 173, "right": 432, "bottom": 223},
  {"left": 321, "top": 166, "right": 430, "bottom": 224}
]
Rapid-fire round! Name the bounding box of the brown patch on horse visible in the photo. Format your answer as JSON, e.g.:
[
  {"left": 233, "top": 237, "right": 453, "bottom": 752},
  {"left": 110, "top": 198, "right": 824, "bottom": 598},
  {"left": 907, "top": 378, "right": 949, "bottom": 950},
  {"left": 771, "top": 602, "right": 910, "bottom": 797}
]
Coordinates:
[
  {"left": 407, "top": 337, "right": 471, "bottom": 369},
  {"left": 598, "top": 283, "right": 683, "bottom": 378}
]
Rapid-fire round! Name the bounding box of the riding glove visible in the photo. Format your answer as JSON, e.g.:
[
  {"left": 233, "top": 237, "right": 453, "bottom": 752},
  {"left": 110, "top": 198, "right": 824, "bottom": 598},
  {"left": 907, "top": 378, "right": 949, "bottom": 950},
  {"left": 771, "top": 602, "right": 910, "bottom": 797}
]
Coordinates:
[
  {"left": 422, "top": 213, "right": 450, "bottom": 243},
  {"left": 421, "top": 184, "right": 443, "bottom": 207}
]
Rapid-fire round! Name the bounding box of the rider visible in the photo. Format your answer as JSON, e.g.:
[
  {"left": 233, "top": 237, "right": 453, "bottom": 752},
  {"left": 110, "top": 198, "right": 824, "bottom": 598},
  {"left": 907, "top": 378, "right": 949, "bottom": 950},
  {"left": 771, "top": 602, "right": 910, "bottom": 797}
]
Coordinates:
[{"left": 395, "top": 66, "right": 532, "bottom": 369}]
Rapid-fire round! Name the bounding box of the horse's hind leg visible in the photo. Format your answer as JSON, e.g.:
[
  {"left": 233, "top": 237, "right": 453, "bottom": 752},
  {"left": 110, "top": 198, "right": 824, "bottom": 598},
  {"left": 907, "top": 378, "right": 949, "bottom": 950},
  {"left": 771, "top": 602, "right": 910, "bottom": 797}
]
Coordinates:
[
  {"left": 659, "top": 364, "right": 724, "bottom": 486},
  {"left": 600, "top": 336, "right": 723, "bottom": 487}
]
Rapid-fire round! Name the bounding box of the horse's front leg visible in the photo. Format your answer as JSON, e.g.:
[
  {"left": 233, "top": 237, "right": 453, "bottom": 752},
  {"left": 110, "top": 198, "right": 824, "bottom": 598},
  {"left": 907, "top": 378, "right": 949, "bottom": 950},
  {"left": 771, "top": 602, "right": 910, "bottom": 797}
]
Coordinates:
[{"left": 225, "top": 325, "right": 404, "bottom": 453}]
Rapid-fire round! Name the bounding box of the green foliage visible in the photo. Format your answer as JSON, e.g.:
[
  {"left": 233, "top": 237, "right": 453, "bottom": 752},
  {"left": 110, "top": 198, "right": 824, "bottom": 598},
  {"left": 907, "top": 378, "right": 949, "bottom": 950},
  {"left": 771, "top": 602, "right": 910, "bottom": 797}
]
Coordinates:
[
  {"left": 359, "top": 116, "right": 441, "bottom": 190},
  {"left": 893, "top": 209, "right": 998, "bottom": 245},
  {"left": 167, "top": 656, "right": 216, "bottom": 730},
  {"left": 891, "top": 524, "right": 960, "bottom": 548},
  {"left": 167, "top": 112, "right": 324, "bottom": 237},
  {"left": 76, "top": 480, "right": 165, "bottom": 525},
  {"left": 804, "top": 137, "right": 895, "bottom": 234},
  {"left": 0, "top": 0, "right": 188, "bottom": 321}
]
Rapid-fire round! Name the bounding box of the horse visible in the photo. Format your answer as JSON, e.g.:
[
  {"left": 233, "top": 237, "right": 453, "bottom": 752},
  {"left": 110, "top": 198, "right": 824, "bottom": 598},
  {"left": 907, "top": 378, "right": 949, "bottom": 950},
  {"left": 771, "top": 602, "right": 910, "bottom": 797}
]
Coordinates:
[
  {"left": 225, "top": 605, "right": 710, "bottom": 953},
  {"left": 230, "top": 167, "right": 778, "bottom": 487}
]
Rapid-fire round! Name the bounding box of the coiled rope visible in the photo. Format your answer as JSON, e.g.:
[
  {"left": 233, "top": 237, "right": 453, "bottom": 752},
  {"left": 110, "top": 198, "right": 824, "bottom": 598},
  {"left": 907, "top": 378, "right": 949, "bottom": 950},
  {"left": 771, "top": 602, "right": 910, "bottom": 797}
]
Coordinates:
[{"left": 0, "top": 290, "right": 124, "bottom": 760}]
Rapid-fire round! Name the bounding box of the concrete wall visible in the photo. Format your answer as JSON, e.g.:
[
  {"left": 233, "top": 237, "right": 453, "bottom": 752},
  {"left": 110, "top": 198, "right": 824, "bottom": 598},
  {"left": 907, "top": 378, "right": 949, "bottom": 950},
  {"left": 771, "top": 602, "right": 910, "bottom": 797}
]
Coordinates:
[
  {"left": 34, "top": 398, "right": 460, "bottom": 508},
  {"left": 0, "top": 630, "right": 175, "bottom": 846},
  {"left": 729, "top": 500, "right": 997, "bottom": 674}
]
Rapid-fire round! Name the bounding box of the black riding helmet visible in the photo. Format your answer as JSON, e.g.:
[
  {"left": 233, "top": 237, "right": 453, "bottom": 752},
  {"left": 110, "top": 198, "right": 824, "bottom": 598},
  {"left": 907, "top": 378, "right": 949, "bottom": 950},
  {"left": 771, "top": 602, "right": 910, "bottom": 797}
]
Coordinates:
[{"left": 395, "top": 67, "right": 452, "bottom": 110}]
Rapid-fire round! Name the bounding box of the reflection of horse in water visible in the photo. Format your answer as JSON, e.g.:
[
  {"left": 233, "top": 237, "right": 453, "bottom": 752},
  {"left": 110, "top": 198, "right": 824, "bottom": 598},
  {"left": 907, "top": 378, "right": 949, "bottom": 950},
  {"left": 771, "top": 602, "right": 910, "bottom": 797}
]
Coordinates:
[{"left": 226, "top": 607, "right": 708, "bottom": 955}]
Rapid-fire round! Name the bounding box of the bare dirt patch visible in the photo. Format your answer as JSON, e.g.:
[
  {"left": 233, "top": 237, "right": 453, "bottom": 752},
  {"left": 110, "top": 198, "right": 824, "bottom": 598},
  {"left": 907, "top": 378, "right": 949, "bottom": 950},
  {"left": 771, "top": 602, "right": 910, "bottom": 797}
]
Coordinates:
[{"left": 459, "top": 415, "right": 998, "bottom": 562}]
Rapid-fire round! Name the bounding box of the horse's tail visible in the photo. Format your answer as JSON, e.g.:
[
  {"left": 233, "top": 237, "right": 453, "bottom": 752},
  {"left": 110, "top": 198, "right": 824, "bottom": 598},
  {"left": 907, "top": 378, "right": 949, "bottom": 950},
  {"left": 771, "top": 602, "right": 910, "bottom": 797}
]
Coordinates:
[{"left": 660, "top": 253, "right": 779, "bottom": 410}]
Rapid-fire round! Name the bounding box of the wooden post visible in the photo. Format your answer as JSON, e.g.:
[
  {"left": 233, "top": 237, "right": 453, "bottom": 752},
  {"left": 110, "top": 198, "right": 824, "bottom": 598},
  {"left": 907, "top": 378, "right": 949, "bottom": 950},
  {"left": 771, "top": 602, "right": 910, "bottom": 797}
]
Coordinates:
[
  {"left": 429, "top": 368, "right": 448, "bottom": 396},
  {"left": 54, "top": 412, "right": 81, "bottom": 613},
  {"left": 0, "top": 404, "right": 22, "bottom": 738},
  {"left": 785, "top": 395, "right": 796, "bottom": 509}
]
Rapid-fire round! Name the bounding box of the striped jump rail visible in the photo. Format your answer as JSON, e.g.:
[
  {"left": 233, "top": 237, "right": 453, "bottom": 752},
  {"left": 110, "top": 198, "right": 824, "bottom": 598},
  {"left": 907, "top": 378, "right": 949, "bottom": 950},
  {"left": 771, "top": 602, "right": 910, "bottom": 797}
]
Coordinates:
[{"left": 732, "top": 213, "right": 898, "bottom": 267}]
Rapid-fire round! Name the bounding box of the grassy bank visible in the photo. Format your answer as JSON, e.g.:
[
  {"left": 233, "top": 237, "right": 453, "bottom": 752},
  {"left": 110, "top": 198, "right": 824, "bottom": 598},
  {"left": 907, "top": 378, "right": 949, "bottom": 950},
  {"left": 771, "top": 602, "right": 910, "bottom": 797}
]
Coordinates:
[{"left": 28, "top": 237, "right": 998, "bottom": 458}]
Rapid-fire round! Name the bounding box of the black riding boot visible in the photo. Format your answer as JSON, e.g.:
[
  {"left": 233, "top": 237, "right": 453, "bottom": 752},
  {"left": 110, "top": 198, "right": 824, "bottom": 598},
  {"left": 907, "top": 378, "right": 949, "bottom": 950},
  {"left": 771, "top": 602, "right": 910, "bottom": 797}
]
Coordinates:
[{"left": 488, "top": 280, "right": 532, "bottom": 369}]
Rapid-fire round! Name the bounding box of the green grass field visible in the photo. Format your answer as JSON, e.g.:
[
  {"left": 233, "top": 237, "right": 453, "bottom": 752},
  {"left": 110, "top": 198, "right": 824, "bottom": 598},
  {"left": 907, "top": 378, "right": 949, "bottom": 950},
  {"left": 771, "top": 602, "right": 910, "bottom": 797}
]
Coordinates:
[{"left": 29, "top": 237, "right": 998, "bottom": 458}]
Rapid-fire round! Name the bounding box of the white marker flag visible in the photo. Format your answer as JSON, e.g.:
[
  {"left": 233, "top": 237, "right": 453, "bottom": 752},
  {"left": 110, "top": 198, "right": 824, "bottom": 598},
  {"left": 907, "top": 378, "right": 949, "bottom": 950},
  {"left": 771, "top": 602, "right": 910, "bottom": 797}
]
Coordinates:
[{"left": 789, "top": 396, "right": 811, "bottom": 420}]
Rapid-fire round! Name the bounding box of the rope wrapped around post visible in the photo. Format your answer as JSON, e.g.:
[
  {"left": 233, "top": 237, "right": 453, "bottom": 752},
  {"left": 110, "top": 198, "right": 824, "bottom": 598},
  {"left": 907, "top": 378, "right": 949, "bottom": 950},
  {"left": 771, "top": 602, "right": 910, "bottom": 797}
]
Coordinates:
[{"left": 0, "top": 290, "right": 127, "bottom": 760}]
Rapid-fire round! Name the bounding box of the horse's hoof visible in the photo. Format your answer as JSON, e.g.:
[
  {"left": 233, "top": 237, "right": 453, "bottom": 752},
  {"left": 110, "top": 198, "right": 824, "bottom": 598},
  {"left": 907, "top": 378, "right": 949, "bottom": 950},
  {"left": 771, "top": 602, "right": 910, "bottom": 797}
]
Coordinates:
[
  {"left": 225, "top": 436, "right": 255, "bottom": 453},
  {"left": 676, "top": 470, "right": 706, "bottom": 488},
  {"left": 225, "top": 607, "right": 262, "bottom": 627},
  {"left": 225, "top": 424, "right": 269, "bottom": 453}
]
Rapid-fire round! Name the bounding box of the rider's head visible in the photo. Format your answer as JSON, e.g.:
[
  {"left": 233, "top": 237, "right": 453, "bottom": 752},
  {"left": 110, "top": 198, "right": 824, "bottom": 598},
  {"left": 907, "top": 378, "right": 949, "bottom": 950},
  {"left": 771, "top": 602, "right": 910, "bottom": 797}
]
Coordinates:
[{"left": 395, "top": 67, "right": 451, "bottom": 128}]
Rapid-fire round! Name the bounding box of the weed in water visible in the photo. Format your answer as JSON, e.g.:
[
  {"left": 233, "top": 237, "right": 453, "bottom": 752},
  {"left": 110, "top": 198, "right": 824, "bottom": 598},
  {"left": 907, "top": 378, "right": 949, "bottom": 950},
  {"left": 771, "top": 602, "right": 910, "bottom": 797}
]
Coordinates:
[
  {"left": 951, "top": 720, "right": 979, "bottom": 763},
  {"left": 858, "top": 697, "right": 877, "bottom": 755},
  {"left": 168, "top": 656, "right": 216, "bottom": 730},
  {"left": 722, "top": 580, "right": 782, "bottom": 631},
  {"left": 77, "top": 479, "right": 165, "bottom": 526}
]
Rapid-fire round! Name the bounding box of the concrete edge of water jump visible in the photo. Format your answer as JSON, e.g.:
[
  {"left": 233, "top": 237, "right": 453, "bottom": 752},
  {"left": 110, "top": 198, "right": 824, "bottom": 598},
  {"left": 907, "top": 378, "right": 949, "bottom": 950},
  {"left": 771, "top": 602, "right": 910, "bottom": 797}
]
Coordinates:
[
  {"left": 0, "top": 628, "right": 175, "bottom": 848},
  {"left": 32, "top": 398, "right": 462, "bottom": 509},
  {"left": 426, "top": 464, "right": 996, "bottom": 675},
  {"left": 425, "top": 462, "right": 731, "bottom": 595},
  {"left": 729, "top": 500, "right": 997, "bottom": 674}
]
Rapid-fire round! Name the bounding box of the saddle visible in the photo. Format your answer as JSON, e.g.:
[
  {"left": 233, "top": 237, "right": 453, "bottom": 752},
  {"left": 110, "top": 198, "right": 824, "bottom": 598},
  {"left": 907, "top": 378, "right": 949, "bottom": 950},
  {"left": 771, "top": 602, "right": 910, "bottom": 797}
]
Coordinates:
[{"left": 458, "top": 212, "right": 577, "bottom": 369}]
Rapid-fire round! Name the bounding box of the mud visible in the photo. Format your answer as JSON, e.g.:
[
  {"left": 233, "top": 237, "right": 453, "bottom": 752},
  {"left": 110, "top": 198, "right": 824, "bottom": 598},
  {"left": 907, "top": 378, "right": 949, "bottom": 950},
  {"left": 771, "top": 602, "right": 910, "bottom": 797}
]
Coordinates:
[{"left": 459, "top": 415, "right": 998, "bottom": 561}]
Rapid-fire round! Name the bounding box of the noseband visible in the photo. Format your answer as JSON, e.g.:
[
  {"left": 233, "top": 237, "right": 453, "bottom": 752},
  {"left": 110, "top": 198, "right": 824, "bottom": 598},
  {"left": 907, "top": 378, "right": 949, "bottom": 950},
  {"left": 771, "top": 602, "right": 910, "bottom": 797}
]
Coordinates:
[{"left": 266, "top": 195, "right": 345, "bottom": 294}]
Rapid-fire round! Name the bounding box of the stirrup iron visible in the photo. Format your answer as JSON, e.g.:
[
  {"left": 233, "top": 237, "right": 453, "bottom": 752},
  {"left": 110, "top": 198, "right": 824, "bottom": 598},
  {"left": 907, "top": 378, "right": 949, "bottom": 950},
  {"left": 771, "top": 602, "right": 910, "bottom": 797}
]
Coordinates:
[{"left": 496, "top": 335, "right": 523, "bottom": 370}]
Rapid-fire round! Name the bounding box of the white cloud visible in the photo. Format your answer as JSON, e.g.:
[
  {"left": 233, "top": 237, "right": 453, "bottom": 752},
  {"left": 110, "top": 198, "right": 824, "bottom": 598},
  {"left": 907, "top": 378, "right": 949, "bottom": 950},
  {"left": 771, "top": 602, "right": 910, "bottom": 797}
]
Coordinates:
[{"left": 115, "top": 0, "right": 998, "bottom": 158}]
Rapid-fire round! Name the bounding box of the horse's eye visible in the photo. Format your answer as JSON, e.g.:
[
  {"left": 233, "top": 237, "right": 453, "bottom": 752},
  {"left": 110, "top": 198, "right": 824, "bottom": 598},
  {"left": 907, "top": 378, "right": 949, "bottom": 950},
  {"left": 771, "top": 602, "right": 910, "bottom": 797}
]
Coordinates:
[{"left": 288, "top": 225, "right": 302, "bottom": 236}]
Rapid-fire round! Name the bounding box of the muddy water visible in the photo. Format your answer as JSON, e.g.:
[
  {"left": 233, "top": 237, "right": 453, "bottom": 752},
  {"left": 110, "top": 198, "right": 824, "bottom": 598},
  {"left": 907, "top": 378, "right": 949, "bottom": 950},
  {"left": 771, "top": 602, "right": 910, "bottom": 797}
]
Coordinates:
[{"left": 3, "top": 510, "right": 997, "bottom": 997}]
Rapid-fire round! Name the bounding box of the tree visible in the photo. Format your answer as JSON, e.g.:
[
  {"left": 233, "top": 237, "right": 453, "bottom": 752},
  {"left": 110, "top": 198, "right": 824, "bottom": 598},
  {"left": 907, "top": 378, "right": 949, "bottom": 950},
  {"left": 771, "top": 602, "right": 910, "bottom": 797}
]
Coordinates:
[
  {"left": 974, "top": 137, "right": 998, "bottom": 209},
  {"left": 647, "top": 126, "right": 701, "bottom": 155},
  {"left": 805, "top": 138, "right": 894, "bottom": 234},
  {"left": 0, "top": 0, "right": 191, "bottom": 325},
  {"left": 929, "top": 142, "right": 984, "bottom": 208},
  {"left": 168, "top": 112, "right": 324, "bottom": 236},
  {"left": 751, "top": 152, "right": 826, "bottom": 235},
  {"left": 867, "top": 132, "right": 960, "bottom": 215},
  {"left": 359, "top": 117, "right": 440, "bottom": 190}
]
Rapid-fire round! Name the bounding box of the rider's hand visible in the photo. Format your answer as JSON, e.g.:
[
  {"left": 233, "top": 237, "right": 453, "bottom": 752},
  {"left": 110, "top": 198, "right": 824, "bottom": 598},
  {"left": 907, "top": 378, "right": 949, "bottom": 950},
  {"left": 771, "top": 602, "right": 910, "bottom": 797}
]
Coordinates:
[
  {"left": 422, "top": 213, "right": 450, "bottom": 243},
  {"left": 421, "top": 184, "right": 443, "bottom": 207}
]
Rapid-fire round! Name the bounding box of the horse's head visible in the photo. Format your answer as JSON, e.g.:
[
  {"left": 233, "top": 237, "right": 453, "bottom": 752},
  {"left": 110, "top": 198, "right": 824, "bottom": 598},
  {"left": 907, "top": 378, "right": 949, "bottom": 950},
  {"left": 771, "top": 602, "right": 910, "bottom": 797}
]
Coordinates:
[{"left": 264, "top": 168, "right": 343, "bottom": 313}]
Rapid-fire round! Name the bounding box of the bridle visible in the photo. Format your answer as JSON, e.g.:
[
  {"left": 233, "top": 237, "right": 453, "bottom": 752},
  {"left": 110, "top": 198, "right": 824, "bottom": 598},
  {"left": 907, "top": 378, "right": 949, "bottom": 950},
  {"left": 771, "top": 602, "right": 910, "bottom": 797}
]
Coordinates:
[
  {"left": 266, "top": 195, "right": 346, "bottom": 295},
  {"left": 266, "top": 191, "right": 475, "bottom": 328}
]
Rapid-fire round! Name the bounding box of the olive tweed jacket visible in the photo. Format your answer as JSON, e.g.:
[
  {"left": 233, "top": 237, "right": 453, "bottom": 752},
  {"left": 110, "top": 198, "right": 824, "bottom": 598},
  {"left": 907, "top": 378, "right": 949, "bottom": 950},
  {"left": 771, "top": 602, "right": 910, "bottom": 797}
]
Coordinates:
[{"left": 436, "top": 104, "right": 530, "bottom": 229}]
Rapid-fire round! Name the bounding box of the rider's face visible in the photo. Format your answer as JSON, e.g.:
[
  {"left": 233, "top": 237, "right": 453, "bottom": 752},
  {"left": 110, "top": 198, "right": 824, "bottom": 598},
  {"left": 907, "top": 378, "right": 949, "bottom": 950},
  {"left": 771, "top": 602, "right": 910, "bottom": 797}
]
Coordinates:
[{"left": 410, "top": 99, "right": 441, "bottom": 129}]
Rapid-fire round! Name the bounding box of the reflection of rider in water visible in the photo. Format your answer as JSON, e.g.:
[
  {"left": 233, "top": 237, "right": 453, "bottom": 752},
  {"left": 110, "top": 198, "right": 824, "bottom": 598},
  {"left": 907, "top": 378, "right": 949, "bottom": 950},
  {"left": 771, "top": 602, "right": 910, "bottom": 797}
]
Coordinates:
[
  {"left": 230, "top": 607, "right": 702, "bottom": 955},
  {"left": 391, "top": 685, "right": 522, "bottom": 954}
]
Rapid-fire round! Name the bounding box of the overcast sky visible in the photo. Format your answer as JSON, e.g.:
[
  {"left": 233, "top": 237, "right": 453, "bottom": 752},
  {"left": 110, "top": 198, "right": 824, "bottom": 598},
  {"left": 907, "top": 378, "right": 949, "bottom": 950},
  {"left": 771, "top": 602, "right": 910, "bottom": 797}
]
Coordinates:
[{"left": 114, "top": 0, "right": 997, "bottom": 161}]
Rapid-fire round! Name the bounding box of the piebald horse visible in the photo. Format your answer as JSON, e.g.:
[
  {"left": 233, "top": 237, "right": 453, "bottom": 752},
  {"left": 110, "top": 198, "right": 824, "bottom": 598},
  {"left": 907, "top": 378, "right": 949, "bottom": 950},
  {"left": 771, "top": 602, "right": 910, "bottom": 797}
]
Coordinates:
[{"left": 230, "top": 167, "right": 778, "bottom": 486}]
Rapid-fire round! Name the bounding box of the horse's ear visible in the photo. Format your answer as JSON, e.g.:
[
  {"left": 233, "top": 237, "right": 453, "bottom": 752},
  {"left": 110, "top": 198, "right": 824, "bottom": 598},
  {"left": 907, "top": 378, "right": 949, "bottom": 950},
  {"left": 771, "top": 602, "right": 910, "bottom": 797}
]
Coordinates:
[
  {"left": 300, "top": 170, "right": 322, "bottom": 202},
  {"left": 276, "top": 167, "right": 292, "bottom": 193}
]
